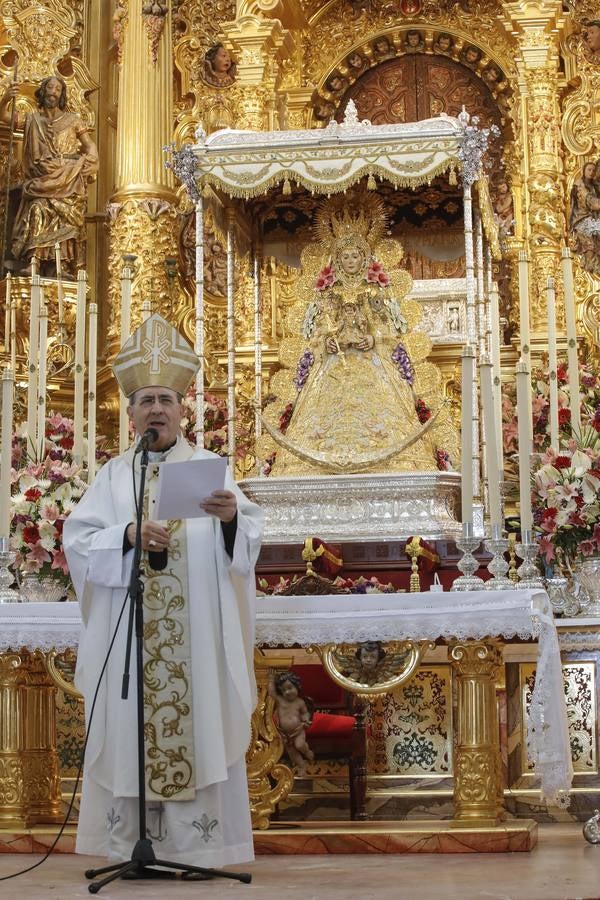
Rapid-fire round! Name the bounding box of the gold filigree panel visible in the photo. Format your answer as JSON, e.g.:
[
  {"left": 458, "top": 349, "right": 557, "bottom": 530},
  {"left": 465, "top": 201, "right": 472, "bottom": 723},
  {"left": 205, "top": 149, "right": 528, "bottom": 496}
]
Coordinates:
[
  {"left": 521, "top": 662, "right": 597, "bottom": 776},
  {"left": 367, "top": 665, "right": 453, "bottom": 777},
  {"left": 0, "top": 1, "right": 76, "bottom": 82}
]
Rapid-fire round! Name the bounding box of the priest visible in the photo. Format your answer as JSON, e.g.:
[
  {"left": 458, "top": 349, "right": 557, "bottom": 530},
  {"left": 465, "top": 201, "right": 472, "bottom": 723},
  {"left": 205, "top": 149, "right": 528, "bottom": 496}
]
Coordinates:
[{"left": 64, "top": 313, "right": 263, "bottom": 868}]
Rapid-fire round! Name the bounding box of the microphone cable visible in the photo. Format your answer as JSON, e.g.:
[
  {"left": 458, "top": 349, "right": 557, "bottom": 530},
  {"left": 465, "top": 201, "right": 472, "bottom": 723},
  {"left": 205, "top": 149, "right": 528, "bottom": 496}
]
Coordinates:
[
  {"left": 1, "top": 457, "right": 148, "bottom": 881},
  {"left": 0, "top": 586, "right": 130, "bottom": 881}
]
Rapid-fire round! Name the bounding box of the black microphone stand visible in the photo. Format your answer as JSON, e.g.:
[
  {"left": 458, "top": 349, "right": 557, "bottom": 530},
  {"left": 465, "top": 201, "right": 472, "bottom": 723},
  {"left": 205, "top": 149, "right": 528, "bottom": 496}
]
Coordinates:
[{"left": 84, "top": 441, "right": 251, "bottom": 893}]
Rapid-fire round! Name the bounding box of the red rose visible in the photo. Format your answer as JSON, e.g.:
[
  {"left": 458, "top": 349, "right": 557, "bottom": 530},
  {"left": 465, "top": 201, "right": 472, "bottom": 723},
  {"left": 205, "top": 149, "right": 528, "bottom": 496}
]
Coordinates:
[
  {"left": 59, "top": 435, "right": 74, "bottom": 449},
  {"left": 24, "top": 487, "right": 42, "bottom": 501},
  {"left": 415, "top": 399, "right": 432, "bottom": 423},
  {"left": 558, "top": 408, "right": 571, "bottom": 426},
  {"left": 554, "top": 455, "right": 572, "bottom": 469},
  {"left": 542, "top": 507, "right": 558, "bottom": 520},
  {"left": 23, "top": 525, "right": 40, "bottom": 544},
  {"left": 557, "top": 363, "right": 568, "bottom": 384}
]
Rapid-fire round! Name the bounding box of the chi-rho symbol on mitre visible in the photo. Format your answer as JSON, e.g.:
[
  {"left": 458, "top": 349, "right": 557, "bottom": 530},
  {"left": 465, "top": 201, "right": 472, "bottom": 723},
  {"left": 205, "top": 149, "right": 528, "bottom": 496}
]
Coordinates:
[{"left": 112, "top": 313, "right": 200, "bottom": 397}]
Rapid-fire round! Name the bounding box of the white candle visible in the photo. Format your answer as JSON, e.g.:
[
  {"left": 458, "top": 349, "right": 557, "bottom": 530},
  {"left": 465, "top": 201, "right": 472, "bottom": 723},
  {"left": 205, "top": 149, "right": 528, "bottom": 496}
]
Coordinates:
[
  {"left": 546, "top": 277, "right": 559, "bottom": 450},
  {"left": 479, "top": 356, "right": 502, "bottom": 529},
  {"left": 489, "top": 281, "right": 504, "bottom": 475},
  {"left": 4, "top": 272, "right": 11, "bottom": 354},
  {"left": 226, "top": 223, "right": 235, "bottom": 471},
  {"left": 561, "top": 247, "right": 581, "bottom": 435},
  {"left": 54, "top": 242, "right": 65, "bottom": 325},
  {"left": 73, "top": 271, "right": 87, "bottom": 463},
  {"left": 10, "top": 298, "right": 16, "bottom": 372},
  {"left": 518, "top": 250, "right": 533, "bottom": 449},
  {"left": 119, "top": 262, "right": 133, "bottom": 453},
  {"left": 37, "top": 299, "right": 48, "bottom": 458},
  {"left": 461, "top": 345, "right": 475, "bottom": 526},
  {"left": 26, "top": 275, "right": 40, "bottom": 450},
  {"left": 518, "top": 250, "right": 530, "bottom": 356},
  {"left": 254, "top": 254, "right": 262, "bottom": 449},
  {"left": 195, "top": 199, "right": 205, "bottom": 448},
  {"left": 516, "top": 358, "right": 533, "bottom": 536},
  {"left": 87, "top": 301, "right": 97, "bottom": 480},
  {"left": 0, "top": 366, "right": 14, "bottom": 537},
  {"left": 141, "top": 299, "right": 152, "bottom": 322}
]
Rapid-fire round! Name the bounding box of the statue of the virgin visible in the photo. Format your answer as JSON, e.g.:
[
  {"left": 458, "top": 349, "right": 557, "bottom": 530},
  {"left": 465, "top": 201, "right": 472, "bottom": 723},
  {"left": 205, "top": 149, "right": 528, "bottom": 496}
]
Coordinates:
[{"left": 259, "top": 193, "right": 459, "bottom": 476}]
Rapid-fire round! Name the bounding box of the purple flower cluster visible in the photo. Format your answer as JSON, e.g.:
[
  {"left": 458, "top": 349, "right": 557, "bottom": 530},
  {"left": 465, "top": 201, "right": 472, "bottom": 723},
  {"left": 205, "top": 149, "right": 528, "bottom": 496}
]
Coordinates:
[
  {"left": 294, "top": 349, "right": 315, "bottom": 391},
  {"left": 391, "top": 343, "right": 414, "bottom": 385}
]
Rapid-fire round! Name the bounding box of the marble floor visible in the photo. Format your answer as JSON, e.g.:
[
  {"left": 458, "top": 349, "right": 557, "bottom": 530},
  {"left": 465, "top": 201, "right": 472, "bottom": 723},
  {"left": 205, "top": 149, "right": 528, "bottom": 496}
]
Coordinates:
[{"left": 0, "top": 825, "right": 600, "bottom": 899}]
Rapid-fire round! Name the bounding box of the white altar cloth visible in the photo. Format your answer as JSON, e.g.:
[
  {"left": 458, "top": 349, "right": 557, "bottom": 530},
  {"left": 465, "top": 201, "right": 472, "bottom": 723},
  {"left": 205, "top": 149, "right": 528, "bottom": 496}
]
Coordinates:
[{"left": 0, "top": 589, "right": 571, "bottom": 805}]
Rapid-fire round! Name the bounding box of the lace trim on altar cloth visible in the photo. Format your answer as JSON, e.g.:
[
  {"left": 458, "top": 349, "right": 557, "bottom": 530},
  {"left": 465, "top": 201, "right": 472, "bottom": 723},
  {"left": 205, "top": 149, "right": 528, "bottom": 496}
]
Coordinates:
[
  {"left": 558, "top": 631, "right": 600, "bottom": 652},
  {"left": 527, "top": 615, "right": 574, "bottom": 808},
  {"left": 0, "top": 608, "right": 81, "bottom": 654}
]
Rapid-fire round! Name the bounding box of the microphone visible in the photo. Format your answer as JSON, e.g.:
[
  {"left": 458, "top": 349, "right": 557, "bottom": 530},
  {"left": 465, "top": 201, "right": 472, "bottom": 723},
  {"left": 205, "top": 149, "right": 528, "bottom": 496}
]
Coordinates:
[{"left": 134, "top": 427, "right": 159, "bottom": 454}]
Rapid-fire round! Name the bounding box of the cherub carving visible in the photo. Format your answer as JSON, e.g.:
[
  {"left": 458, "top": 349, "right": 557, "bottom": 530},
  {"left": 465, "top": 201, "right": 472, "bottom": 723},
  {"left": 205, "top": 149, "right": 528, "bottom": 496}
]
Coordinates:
[
  {"left": 270, "top": 671, "right": 315, "bottom": 775},
  {"left": 334, "top": 640, "right": 411, "bottom": 686}
]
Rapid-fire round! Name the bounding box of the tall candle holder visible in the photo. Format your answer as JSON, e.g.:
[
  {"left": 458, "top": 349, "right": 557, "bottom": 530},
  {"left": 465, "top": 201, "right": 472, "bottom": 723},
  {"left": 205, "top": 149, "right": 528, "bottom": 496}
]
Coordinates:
[
  {"left": 451, "top": 522, "right": 484, "bottom": 592},
  {"left": 0, "top": 536, "right": 19, "bottom": 604},
  {"left": 515, "top": 529, "right": 544, "bottom": 589},
  {"left": 484, "top": 525, "right": 513, "bottom": 590}
]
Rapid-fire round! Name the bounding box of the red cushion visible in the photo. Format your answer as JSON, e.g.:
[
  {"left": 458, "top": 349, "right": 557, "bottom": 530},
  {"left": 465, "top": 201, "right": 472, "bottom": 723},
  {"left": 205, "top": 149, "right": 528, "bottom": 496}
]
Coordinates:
[{"left": 306, "top": 710, "right": 357, "bottom": 738}]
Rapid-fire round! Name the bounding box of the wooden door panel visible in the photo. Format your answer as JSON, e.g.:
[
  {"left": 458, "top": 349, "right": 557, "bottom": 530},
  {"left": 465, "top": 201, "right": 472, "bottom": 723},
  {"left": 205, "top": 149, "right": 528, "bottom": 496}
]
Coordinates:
[
  {"left": 338, "top": 53, "right": 500, "bottom": 132},
  {"left": 337, "top": 57, "right": 417, "bottom": 125}
]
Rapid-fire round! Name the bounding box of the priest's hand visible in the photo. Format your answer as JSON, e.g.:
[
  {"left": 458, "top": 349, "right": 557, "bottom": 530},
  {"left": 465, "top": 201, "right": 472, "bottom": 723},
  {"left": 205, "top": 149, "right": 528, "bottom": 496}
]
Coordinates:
[
  {"left": 126, "top": 520, "right": 170, "bottom": 551},
  {"left": 200, "top": 489, "right": 237, "bottom": 523}
]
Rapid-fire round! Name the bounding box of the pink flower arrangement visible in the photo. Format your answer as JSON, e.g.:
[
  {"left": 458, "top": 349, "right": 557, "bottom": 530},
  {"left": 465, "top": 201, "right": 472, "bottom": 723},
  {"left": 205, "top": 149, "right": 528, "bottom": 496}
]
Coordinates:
[
  {"left": 502, "top": 361, "right": 600, "bottom": 454},
  {"left": 10, "top": 412, "right": 114, "bottom": 587},
  {"left": 532, "top": 438, "right": 600, "bottom": 564},
  {"left": 315, "top": 263, "right": 336, "bottom": 291},
  {"left": 366, "top": 260, "right": 390, "bottom": 287},
  {"left": 257, "top": 573, "right": 396, "bottom": 595},
  {"left": 10, "top": 416, "right": 90, "bottom": 585},
  {"left": 180, "top": 386, "right": 253, "bottom": 463}
]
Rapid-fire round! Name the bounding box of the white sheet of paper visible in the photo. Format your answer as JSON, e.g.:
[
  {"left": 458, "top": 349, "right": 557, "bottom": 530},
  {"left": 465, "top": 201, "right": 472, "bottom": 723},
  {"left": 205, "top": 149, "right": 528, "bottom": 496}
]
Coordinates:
[{"left": 155, "top": 457, "right": 227, "bottom": 520}]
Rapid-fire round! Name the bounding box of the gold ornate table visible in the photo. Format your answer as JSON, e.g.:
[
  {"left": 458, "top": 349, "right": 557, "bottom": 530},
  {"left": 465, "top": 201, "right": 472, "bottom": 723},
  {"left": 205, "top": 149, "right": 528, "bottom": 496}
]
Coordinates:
[{"left": 0, "top": 590, "right": 571, "bottom": 845}]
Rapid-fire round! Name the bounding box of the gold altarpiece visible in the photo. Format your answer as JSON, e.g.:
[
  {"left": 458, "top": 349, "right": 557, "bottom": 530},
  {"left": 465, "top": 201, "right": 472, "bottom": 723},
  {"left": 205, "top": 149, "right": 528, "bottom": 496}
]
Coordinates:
[{"left": 0, "top": 1, "right": 599, "bottom": 443}]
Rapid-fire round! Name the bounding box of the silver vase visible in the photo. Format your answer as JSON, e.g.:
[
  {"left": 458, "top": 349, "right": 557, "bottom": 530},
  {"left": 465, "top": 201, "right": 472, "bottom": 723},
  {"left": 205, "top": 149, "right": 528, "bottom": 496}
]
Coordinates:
[{"left": 573, "top": 557, "right": 600, "bottom": 616}]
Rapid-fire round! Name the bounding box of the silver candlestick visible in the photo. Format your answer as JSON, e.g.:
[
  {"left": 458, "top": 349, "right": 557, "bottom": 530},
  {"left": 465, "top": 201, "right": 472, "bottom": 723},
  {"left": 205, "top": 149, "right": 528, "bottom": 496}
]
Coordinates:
[
  {"left": 451, "top": 522, "right": 484, "bottom": 592},
  {"left": 0, "top": 536, "right": 19, "bottom": 604},
  {"left": 484, "top": 525, "right": 513, "bottom": 590},
  {"left": 515, "top": 530, "right": 544, "bottom": 589}
]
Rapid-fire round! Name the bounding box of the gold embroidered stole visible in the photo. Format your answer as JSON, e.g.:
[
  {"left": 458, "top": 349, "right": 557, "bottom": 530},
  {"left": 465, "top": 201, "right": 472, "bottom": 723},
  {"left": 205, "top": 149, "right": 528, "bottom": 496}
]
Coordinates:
[{"left": 140, "top": 456, "right": 196, "bottom": 801}]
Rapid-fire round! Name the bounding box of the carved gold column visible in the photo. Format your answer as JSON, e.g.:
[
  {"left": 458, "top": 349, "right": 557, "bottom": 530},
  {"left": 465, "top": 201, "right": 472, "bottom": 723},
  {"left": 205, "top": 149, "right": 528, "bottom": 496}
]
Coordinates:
[
  {"left": 247, "top": 651, "right": 294, "bottom": 830},
  {"left": 0, "top": 651, "right": 62, "bottom": 827},
  {"left": 224, "top": 15, "right": 291, "bottom": 130},
  {"left": 450, "top": 640, "right": 504, "bottom": 827},
  {"left": 107, "top": 0, "right": 178, "bottom": 344},
  {"left": 561, "top": 19, "right": 600, "bottom": 358},
  {"left": 508, "top": 8, "right": 566, "bottom": 355}
]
